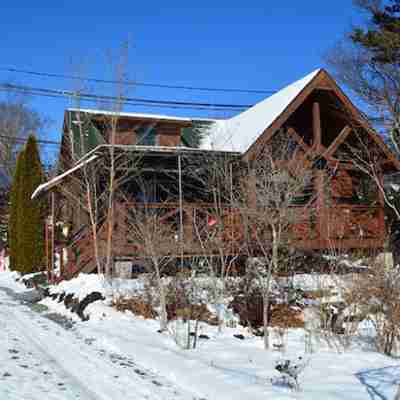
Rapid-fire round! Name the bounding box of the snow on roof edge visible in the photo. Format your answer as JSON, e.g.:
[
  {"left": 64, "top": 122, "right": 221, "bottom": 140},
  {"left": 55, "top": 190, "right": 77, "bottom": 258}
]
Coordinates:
[
  {"left": 200, "top": 69, "right": 322, "bottom": 153},
  {"left": 66, "top": 108, "right": 220, "bottom": 123},
  {"left": 31, "top": 155, "right": 98, "bottom": 199}
]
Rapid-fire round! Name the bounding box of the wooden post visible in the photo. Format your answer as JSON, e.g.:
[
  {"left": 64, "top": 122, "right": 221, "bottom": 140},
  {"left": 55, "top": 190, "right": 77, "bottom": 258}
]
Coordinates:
[
  {"left": 377, "top": 173, "right": 386, "bottom": 244},
  {"left": 178, "top": 153, "right": 184, "bottom": 269},
  {"left": 313, "top": 102, "right": 322, "bottom": 150},
  {"left": 50, "top": 191, "right": 55, "bottom": 283},
  {"left": 229, "top": 163, "right": 234, "bottom": 253},
  {"left": 248, "top": 171, "right": 257, "bottom": 209},
  {"left": 60, "top": 245, "right": 64, "bottom": 277},
  {"left": 316, "top": 170, "right": 327, "bottom": 246},
  {"left": 45, "top": 217, "right": 49, "bottom": 281}
]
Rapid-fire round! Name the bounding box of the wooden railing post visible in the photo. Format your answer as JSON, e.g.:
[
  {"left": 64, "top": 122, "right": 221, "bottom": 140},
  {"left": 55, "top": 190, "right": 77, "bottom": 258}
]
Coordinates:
[
  {"left": 316, "top": 170, "right": 327, "bottom": 246},
  {"left": 178, "top": 153, "right": 184, "bottom": 268},
  {"left": 313, "top": 102, "right": 322, "bottom": 150},
  {"left": 377, "top": 173, "right": 387, "bottom": 243},
  {"left": 50, "top": 191, "right": 55, "bottom": 283}
]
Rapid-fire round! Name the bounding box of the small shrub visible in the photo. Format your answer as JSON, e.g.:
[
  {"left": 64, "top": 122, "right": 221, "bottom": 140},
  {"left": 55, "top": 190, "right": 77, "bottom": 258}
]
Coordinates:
[
  {"left": 270, "top": 304, "right": 304, "bottom": 329},
  {"left": 113, "top": 297, "right": 157, "bottom": 319},
  {"left": 30, "top": 303, "right": 49, "bottom": 313},
  {"left": 167, "top": 303, "right": 218, "bottom": 325}
]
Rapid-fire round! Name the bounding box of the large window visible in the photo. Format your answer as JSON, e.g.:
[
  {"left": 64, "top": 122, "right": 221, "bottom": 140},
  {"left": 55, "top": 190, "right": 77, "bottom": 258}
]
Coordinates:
[{"left": 136, "top": 127, "right": 157, "bottom": 146}]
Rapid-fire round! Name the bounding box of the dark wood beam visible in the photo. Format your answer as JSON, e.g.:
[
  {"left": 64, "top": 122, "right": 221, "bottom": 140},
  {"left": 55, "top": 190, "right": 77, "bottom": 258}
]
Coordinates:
[
  {"left": 323, "top": 125, "right": 352, "bottom": 159},
  {"left": 287, "top": 127, "right": 311, "bottom": 152},
  {"left": 313, "top": 102, "right": 322, "bottom": 149}
]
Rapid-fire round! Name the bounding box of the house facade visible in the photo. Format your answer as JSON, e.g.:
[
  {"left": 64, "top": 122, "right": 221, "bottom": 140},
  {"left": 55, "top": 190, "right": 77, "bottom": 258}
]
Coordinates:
[{"left": 34, "top": 69, "right": 399, "bottom": 280}]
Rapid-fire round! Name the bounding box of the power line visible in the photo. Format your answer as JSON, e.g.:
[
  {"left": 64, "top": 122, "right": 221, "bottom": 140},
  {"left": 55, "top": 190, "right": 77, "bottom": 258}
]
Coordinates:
[
  {"left": 0, "top": 67, "right": 277, "bottom": 95},
  {"left": 0, "top": 134, "right": 60, "bottom": 145},
  {"left": 0, "top": 84, "right": 243, "bottom": 112},
  {"left": 0, "top": 85, "right": 221, "bottom": 112},
  {"left": 0, "top": 83, "right": 253, "bottom": 111}
]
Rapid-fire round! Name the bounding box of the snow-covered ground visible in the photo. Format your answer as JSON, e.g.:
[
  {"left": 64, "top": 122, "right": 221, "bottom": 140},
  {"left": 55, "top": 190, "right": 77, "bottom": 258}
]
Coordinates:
[{"left": 1, "top": 271, "right": 399, "bottom": 399}]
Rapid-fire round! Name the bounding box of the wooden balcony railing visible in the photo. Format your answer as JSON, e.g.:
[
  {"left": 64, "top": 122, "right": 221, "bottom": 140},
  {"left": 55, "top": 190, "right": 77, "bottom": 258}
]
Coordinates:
[
  {"left": 115, "top": 202, "right": 385, "bottom": 253},
  {"left": 60, "top": 201, "right": 385, "bottom": 279}
]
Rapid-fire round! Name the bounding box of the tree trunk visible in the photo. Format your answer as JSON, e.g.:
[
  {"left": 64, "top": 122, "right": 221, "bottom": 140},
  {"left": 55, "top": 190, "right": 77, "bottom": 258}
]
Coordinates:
[
  {"left": 105, "top": 122, "right": 117, "bottom": 278},
  {"left": 193, "top": 319, "right": 199, "bottom": 349},
  {"left": 155, "top": 263, "right": 168, "bottom": 331},
  {"left": 105, "top": 204, "right": 114, "bottom": 277},
  {"left": 263, "top": 288, "right": 270, "bottom": 350},
  {"left": 218, "top": 256, "right": 225, "bottom": 333},
  {"left": 263, "top": 228, "right": 279, "bottom": 350},
  {"left": 394, "top": 384, "right": 400, "bottom": 400},
  {"left": 86, "top": 188, "right": 102, "bottom": 275}
]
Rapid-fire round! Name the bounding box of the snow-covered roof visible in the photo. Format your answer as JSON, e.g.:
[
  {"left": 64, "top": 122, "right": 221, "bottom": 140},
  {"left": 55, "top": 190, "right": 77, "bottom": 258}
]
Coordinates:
[
  {"left": 31, "top": 154, "right": 98, "bottom": 199},
  {"left": 201, "top": 69, "right": 321, "bottom": 153},
  {"left": 67, "top": 108, "right": 195, "bottom": 123}
]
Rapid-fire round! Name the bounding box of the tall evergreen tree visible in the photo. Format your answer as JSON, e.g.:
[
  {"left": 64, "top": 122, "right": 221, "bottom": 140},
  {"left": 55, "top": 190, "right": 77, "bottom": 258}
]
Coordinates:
[
  {"left": 351, "top": 0, "right": 400, "bottom": 65},
  {"left": 9, "top": 150, "right": 25, "bottom": 271},
  {"left": 18, "top": 135, "right": 45, "bottom": 274}
]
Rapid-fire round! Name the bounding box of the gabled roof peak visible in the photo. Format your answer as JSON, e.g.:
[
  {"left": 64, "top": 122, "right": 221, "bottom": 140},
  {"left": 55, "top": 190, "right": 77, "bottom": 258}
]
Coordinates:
[{"left": 201, "top": 68, "right": 324, "bottom": 153}]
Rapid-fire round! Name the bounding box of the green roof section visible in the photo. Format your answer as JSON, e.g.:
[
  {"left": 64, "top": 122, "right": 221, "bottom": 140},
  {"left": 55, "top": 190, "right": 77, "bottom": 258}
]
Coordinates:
[
  {"left": 67, "top": 111, "right": 104, "bottom": 159},
  {"left": 181, "top": 120, "right": 212, "bottom": 148}
]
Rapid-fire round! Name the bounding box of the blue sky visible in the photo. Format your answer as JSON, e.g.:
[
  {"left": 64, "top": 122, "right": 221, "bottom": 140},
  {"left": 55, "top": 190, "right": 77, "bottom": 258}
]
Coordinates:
[{"left": 1, "top": 0, "right": 360, "bottom": 157}]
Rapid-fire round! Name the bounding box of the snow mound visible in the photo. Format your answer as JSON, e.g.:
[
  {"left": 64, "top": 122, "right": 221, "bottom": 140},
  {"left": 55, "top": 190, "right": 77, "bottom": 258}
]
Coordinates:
[
  {"left": 53, "top": 274, "right": 106, "bottom": 301},
  {"left": 50, "top": 273, "right": 145, "bottom": 301}
]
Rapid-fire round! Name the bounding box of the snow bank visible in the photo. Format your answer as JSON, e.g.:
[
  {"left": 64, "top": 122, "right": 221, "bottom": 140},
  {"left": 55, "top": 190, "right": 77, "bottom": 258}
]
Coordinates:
[
  {"left": 0, "top": 270, "right": 27, "bottom": 293},
  {"left": 1, "top": 271, "right": 398, "bottom": 399},
  {"left": 48, "top": 273, "right": 144, "bottom": 301}
]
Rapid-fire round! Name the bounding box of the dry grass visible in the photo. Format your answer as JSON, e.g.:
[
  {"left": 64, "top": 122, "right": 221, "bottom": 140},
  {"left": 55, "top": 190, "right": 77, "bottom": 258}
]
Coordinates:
[{"left": 112, "top": 296, "right": 157, "bottom": 319}]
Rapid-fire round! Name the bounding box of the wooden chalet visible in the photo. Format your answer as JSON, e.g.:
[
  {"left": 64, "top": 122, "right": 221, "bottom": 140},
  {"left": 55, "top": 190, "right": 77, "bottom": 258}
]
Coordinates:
[{"left": 34, "top": 69, "right": 399, "bottom": 280}]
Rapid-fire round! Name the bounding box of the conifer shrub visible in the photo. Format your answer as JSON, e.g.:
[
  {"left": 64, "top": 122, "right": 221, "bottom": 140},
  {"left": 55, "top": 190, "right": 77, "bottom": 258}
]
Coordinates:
[{"left": 9, "top": 135, "right": 46, "bottom": 274}]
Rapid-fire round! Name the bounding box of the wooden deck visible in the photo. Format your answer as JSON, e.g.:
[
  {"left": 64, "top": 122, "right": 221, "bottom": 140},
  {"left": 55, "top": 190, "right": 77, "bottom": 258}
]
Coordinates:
[{"left": 60, "top": 201, "right": 385, "bottom": 279}]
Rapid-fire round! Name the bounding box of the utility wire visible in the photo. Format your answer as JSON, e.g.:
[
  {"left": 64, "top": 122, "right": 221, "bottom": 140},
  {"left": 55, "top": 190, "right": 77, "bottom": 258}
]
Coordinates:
[
  {"left": 0, "top": 83, "right": 252, "bottom": 111},
  {"left": 0, "top": 134, "right": 60, "bottom": 145},
  {"left": 0, "top": 85, "right": 231, "bottom": 112},
  {"left": 0, "top": 67, "right": 277, "bottom": 95}
]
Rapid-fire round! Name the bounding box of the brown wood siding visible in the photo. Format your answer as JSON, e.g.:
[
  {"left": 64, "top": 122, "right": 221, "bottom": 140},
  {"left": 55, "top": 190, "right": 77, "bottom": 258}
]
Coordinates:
[
  {"left": 158, "top": 126, "right": 181, "bottom": 147},
  {"left": 115, "top": 131, "right": 136, "bottom": 145},
  {"left": 332, "top": 170, "right": 353, "bottom": 198}
]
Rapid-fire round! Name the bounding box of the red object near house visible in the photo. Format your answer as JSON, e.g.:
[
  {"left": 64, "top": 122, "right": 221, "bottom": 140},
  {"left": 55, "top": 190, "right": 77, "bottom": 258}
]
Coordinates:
[{"left": 207, "top": 216, "right": 217, "bottom": 227}]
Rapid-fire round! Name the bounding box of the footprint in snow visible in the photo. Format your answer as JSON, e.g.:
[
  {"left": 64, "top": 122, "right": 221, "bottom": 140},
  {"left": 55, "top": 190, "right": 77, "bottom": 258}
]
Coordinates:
[
  {"left": 8, "top": 349, "right": 19, "bottom": 354},
  {"left": 134, "top": 369, "right": 147, "bottom": 377}
]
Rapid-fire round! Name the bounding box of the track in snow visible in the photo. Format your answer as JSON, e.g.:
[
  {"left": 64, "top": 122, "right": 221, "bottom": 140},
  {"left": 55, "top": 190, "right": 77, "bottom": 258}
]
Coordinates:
[{"left": 0, "top": 286, "right": 205, "bottom": 400}]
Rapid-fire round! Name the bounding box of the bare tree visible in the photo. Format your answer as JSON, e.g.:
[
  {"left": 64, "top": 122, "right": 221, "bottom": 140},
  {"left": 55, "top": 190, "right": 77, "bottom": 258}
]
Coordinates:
[
  {"left": 239, "top": 135, "right": 313, "bottom": 349},
  {"left": 56, "top": 41, "right": 136, "bottom": 278},
  {"left": 326, "top": 0, "right": 400, "bottom": 153},
  {"left": 348, "top": 257, "right": 400, "bottom": 356},
  {"left": 125, "top": 199, "right": 178, "bottom": 332},
  {"left": 0, "top": 94, "right": 48, "bottom": 185},
  {"left": 185, "top": 151, "right": 242, "bottom": 332}
]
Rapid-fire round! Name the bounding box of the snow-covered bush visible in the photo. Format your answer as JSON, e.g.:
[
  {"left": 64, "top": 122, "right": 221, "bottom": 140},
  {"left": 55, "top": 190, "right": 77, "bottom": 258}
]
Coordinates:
[
  {"left": 165, "top": 274, "right": 217, "bottom": 349},
  {"left": 273, "top": 357, "right": 308, "bottom": 391}
]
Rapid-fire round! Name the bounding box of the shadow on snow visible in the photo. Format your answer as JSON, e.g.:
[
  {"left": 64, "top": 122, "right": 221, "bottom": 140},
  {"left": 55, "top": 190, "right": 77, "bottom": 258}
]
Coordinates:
[{"left": 356, "top": 365, "right": 400, "bottom": 400}]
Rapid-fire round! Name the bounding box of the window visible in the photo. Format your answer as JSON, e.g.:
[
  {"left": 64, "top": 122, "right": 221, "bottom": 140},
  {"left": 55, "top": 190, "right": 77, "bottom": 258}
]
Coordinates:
[{"left": 136, "top": 127, "right": 157, "bottom": 146}]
